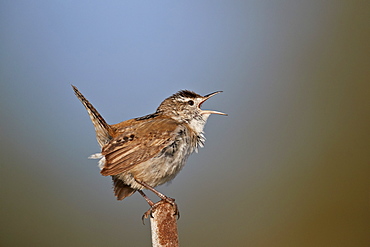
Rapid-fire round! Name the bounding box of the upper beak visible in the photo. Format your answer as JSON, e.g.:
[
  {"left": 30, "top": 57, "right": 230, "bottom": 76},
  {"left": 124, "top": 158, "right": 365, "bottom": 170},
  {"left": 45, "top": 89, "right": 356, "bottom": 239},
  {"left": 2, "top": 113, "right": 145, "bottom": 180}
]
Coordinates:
[{"left": 199, "top": 91, "right": 227, "bottom": 116}]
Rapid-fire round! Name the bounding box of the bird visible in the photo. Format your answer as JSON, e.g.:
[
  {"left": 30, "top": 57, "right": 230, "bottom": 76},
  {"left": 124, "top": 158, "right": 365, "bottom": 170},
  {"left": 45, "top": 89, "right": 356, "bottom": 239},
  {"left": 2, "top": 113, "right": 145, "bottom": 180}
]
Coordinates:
[{"left": 72, "top": 85, "right": 226, "bottom": 217}]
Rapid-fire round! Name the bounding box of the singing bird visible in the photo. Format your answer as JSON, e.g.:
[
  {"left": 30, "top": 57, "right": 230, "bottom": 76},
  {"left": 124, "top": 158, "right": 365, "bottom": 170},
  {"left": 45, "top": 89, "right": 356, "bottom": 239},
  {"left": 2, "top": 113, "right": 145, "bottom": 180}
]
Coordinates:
[{"left": 72, "top": 85, "right": 226, "bottom": 216}]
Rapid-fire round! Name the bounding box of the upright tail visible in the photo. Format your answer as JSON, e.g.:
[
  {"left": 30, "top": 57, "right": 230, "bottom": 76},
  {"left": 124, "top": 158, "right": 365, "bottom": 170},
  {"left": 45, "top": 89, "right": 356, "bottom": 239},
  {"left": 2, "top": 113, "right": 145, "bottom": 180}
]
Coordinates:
[{"left": 72, "top": 85, "right": 112, "bottom": 147}]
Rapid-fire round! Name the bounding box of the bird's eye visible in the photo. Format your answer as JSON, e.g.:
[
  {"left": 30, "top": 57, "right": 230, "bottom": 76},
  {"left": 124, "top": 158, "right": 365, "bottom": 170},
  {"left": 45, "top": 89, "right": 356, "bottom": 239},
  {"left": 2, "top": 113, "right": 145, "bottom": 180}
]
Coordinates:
[{"left": 188, "top": 100, "right": 194, "bottom": 106}]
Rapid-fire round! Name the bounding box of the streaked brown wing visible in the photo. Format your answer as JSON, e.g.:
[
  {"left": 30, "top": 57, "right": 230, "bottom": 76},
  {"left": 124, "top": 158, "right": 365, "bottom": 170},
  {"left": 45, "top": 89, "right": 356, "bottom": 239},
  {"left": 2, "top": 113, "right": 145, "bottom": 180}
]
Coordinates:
[{"left": 100, "top": 118, "right": 180, "bottom": 176}]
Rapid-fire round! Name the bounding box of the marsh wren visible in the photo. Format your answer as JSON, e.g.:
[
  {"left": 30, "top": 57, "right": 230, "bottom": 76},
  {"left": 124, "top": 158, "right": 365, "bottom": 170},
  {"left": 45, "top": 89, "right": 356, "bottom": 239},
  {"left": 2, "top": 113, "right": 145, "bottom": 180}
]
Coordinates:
[{"left": 72, "top": 85, "right": 226, "bottom": 217}]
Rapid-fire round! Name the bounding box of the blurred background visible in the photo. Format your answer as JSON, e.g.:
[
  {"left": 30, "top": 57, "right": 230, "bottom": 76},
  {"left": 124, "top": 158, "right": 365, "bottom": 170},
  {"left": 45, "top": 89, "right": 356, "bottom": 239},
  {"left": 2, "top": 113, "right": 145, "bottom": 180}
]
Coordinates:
[{"left": 0, "top": 1, "right": 368, "bottom": 246}]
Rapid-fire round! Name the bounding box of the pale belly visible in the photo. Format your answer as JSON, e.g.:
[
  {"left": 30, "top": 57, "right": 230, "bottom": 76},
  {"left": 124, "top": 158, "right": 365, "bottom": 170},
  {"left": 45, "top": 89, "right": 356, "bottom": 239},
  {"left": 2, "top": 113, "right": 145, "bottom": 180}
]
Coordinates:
[{"left": 117, "top": 136, "right": 194, "bottom": 190}]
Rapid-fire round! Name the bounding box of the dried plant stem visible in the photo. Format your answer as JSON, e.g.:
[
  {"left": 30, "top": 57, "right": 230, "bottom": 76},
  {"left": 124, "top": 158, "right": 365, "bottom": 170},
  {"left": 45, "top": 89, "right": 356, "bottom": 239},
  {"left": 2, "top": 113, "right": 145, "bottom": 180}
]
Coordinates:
[{"left": 150, "top": 201, "right": 179, "bottom": 247}]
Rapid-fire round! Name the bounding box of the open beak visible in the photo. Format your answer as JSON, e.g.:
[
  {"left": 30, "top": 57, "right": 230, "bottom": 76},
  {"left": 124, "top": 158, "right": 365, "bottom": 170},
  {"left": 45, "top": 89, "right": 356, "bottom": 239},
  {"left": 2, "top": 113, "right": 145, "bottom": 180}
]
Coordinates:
[{"left": 199, "top": 91, "right": 227, "bottom": 116}]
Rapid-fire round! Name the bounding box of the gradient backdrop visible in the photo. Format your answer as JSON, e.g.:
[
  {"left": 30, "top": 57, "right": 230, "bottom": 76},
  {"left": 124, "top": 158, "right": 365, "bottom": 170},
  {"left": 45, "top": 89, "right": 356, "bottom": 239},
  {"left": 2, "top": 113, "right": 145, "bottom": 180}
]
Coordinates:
[{"left": 1, "top": 1, "right": 369, "bottom": 246}]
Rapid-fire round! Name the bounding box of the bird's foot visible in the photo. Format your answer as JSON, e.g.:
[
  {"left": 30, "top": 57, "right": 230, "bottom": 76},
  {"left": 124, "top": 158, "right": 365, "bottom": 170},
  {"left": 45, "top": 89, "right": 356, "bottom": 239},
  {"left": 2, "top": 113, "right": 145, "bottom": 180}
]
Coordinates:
[{"left": 141, "top": 197, "right": 179, "bottom": 223}]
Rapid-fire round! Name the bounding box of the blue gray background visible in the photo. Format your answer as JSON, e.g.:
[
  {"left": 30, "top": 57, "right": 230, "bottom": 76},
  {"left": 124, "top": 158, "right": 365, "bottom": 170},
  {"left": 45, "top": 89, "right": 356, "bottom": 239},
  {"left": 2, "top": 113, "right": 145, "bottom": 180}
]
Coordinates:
[{"left": 1, "top": 1, "right": 369, "bottom": 246}]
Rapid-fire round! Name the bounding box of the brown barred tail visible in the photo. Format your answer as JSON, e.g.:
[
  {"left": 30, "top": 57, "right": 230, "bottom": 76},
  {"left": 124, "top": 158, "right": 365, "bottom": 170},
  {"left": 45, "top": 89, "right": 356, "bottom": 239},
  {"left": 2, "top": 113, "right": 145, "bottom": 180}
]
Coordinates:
[
  {"left": 112, "top": 176, "right": 136, "bottom": 200},
  {"left": 72, "top": 85, "right": 112, "bottom": 147}
]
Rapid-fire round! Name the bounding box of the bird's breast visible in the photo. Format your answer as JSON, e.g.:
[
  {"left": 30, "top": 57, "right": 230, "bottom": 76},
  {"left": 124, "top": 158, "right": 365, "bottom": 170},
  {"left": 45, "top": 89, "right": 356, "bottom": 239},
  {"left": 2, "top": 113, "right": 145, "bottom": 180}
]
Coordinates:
[{"left": 120, "top": 125, "right": 199, "bottom": 189}]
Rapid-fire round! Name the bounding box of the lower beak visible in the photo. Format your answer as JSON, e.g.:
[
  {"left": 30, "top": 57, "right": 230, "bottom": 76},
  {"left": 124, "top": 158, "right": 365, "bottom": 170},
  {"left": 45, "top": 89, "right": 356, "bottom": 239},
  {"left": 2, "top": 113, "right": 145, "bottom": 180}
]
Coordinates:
[{"left": 201, "top": 110, "right": 227, "bottom": 115}]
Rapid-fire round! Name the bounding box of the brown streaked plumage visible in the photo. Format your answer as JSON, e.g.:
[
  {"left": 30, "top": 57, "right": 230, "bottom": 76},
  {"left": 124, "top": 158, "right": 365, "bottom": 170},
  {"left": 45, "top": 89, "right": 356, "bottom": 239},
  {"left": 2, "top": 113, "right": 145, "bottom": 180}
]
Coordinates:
[{"left": 72, "top": 85, "right": 226, "bottom": 216}]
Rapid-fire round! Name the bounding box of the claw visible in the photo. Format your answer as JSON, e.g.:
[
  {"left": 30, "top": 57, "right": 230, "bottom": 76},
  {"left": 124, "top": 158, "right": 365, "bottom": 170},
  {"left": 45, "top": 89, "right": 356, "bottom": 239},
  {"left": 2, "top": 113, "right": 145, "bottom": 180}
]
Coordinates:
[
  {"left": 141, "top": 209, "right": 154, "bottom": 225},
  {"left": 141, "top": 198, "right": 180, "bottom": 223},
  {"left": 166, "top": 197, "right": 180, "bottom": 219}
]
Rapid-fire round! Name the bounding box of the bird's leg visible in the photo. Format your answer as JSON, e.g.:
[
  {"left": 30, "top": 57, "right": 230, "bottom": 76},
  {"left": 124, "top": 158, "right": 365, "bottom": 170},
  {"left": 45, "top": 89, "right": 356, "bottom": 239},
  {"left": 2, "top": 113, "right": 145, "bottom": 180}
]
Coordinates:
[
  {"left": 135, "top": 179, "right": 171, "bottom": 200},
  {"left": 135, "top": 179, "right": 179, "bottom": 219},
  {"left": 138, "top": 190, "right": 154, "bottom": 206},
  {"left": 137, "top": 190, "right": 155, "bottom": 223}
]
